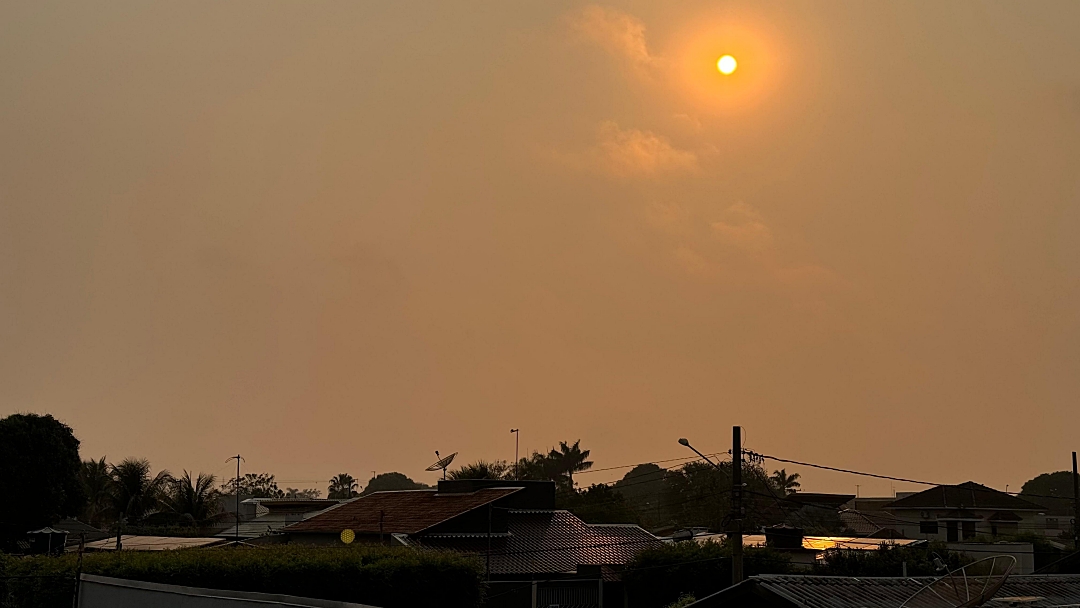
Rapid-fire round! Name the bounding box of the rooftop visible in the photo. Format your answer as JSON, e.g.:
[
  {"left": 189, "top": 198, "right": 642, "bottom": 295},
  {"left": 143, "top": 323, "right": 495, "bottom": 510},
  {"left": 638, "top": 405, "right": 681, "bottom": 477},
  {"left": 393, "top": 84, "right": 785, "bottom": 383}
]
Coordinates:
[
  {"left": 690, "top": 574, "right": 1080, "bottom": 608},
  {"left": 887, "top": 482, "right": 1046, "bottom": 512},
  {"left": 285, "top": 487, "right": 522, "bottom": 535}
]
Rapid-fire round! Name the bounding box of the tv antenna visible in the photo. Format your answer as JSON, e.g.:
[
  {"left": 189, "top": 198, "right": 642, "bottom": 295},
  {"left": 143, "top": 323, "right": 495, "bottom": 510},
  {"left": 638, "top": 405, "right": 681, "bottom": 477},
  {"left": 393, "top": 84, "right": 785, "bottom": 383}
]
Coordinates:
[
  {"left": 425, "top": 451, "right": 457, "bottom": 480},
  {"left": 899, "top": 555, "right": 1016, "bottom": 608}
]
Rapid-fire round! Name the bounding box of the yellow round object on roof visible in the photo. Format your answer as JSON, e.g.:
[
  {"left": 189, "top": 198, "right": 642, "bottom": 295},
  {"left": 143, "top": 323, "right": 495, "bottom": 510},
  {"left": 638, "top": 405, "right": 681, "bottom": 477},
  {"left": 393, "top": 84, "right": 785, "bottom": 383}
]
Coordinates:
[{"left": 340, "top": 529, "right": 355, "bottom": 544}]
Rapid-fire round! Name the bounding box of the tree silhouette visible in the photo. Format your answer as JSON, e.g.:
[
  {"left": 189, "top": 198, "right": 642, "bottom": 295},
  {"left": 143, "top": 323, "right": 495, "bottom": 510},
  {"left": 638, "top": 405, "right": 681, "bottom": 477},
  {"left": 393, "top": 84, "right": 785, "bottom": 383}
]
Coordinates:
[
  {"left": 328, "top": 473, "right": 360, "bottom": 498},
  {"left": 551, "top": 440, "right": 592, "bottom": 490},
  {"left": 168, "top": 471, "right": 221, "bottom": 522},
  {"left": 0, "top": 413, "right": 85, "bottom": 544},
  {"left": 360, "top": 472, "right": 429, "bottom": 495},
  {"left": 111, "top": 458, "right": 172, "bottom": 522},
  {"left": 80, "top": 456, "right": 114, "bottom": 527},
  {"left": 770, "top": 469, "right": 801, "bottom": 495},
  {"left": 448, "top": 460, "right": 510, "bottom": 480}
]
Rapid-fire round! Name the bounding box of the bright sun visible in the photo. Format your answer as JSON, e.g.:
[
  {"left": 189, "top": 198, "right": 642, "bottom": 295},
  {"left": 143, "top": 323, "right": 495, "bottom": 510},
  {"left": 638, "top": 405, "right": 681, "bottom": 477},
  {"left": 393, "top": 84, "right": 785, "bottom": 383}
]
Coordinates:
[{"left": 717, "top": 55, "right": 737, "bottom": 75}]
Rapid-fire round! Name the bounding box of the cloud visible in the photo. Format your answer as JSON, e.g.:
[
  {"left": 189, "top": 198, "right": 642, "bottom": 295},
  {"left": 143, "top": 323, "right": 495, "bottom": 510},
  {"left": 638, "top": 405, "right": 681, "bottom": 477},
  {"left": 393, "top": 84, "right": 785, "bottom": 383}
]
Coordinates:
[
  {"left": 711, "top": 203, "right": 774, "bottom": 252},
  {"left": 589, "top": 121, "right": 698, "bottom": 177},
  {"left": 568, "top": 5, "right": 657, "bottom": 72}
]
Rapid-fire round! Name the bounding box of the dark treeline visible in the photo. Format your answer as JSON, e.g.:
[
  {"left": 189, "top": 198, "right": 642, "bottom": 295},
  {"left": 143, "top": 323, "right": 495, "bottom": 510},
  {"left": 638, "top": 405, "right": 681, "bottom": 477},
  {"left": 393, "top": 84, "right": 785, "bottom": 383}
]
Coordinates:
[{"left": 445, "top": 440, "right": 827, "bottom": 535}]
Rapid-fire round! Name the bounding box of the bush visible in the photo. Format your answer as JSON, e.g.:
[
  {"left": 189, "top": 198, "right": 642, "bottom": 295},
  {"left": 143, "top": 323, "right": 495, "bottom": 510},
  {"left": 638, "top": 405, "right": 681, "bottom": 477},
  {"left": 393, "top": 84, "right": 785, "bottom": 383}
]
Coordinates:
[
  {"left": 813, "top": 541, "right": 967, "bottom": 576},
  {"left": 622, "top": 540, "right": 792, "bottom": 608},
  {"left": 0, "top": 545, "right": 484, "bottom": 608}
]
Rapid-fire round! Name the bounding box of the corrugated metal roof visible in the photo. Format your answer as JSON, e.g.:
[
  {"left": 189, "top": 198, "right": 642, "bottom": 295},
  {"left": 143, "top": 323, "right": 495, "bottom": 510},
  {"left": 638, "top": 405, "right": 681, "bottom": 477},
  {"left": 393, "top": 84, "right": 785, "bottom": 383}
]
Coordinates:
[
  {"left": 409, "top": 510, "right": 663, "bottom": 577},
  {"left": 285, "top": 488, "right": 521, "bottom": 535},
  {"left": 690, "top": 574, "right": 1080, "bottom": 608},
  {"left": 80, "top": 535, "right": 228, "bottom": 551}
]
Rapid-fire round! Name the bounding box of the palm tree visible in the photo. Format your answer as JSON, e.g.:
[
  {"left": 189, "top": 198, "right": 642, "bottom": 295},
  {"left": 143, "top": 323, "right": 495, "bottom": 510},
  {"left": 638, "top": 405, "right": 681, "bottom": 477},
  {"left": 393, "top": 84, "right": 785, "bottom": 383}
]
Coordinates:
[
  {"left": 551, "top": 440, "right": 592, "bottom": 490},
  {"left": 327, "top": 473, "right": 359, "bottom": 499},
  {"left": 110, "top": 458, "right": 172, "bottom": 522},
  {"left": 448, "top": 460, "right": 510, "bottom": 480},
  {"left": 80, "top": 457, "right": 114, "bottom": 527},
  {"left": 771, "top": 469, "right": 801, "bottom": 495},
  {"left": 169, "top": 471, "right": 221, "bottom": 522}
]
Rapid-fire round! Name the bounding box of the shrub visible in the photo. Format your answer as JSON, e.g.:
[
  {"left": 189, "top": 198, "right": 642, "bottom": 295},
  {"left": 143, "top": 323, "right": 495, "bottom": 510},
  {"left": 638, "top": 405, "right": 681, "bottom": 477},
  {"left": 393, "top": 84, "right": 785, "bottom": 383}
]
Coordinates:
[{"left": 0, "top": 545, "right": 484, "bottom": 608}]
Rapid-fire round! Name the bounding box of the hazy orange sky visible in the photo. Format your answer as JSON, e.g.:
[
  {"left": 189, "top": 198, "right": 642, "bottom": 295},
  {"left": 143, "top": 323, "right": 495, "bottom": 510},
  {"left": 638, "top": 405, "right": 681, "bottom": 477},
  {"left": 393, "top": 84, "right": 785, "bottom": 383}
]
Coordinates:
[{"left": 3, "top": 1, "right": 1078, "bottom": 496}]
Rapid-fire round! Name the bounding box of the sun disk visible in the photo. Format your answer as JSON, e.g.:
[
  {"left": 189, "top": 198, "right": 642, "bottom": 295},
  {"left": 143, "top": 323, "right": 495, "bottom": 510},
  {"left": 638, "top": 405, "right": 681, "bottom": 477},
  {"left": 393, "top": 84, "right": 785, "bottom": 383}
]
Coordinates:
[{"left": 717, "top": 55, "right": 737, "bottom": 75}]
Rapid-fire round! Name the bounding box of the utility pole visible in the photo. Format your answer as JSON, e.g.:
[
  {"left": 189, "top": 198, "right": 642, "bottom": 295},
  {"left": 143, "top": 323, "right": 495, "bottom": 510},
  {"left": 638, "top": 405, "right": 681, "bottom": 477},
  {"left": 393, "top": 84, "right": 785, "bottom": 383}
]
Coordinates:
[
  {"left": 227, "top": 455, "right": 243, "bottom": 545},
  {"left": 1072, "top": 451, "right": 1078, "bottom": 550},
  {"left": 732, "top": 426, "right": 744, "bottom": 585},
  {"left": 510, "top": 429, "right": 520, "bottom": 479}
]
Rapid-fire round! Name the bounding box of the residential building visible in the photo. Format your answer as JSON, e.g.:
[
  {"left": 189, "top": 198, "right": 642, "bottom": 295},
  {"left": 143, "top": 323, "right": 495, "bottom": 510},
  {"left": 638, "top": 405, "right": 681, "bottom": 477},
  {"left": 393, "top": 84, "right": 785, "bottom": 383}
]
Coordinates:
[
  {"left": 285, "top": 479, "right": 663, "bottom": 607},
  {"left": 215, "top": 498, "right": 343, "bottom": 542},
  {"left": 883, "top": 482, "right": 1049, "bottom": 541}
]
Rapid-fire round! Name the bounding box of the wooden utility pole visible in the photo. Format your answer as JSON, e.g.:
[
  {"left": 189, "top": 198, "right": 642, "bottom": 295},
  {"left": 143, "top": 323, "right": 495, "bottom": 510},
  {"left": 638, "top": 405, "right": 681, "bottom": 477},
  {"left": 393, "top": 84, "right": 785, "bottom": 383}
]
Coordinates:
[
  {"left": 732, "top": 426, "right": 744, "bottom": 585},
  {"left": 227, "top": 455, "right": 243, "bottom": 544}
]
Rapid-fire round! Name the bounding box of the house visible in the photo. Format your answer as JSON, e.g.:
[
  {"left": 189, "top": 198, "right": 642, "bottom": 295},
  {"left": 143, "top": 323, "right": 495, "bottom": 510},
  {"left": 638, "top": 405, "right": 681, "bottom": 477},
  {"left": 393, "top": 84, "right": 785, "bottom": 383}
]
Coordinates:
[
  {"left": 686, "top": 574, "right": 1080, "bottom": 607},
  {"left": 215, "top": 498, "right": 343, "bottom": 542},
  {"left": 285, "top": 479, "right": 663, "bottom": 607},
  {"left": 883, "top": 482, "right": 1049, "bottom": 541}
]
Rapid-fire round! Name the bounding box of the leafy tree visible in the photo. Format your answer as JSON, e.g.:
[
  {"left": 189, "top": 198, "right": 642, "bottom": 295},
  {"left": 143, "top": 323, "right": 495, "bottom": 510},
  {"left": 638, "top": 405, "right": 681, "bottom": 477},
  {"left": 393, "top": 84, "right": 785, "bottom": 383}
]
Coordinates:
[
  {"left": 614, "top": 464, "right": 668, "bottom": 527},
  {"left": 0, "top": 413, "right": 85, "bottom": 544},
  {"left": 226, "top": 473, "right": 285, "bottom": 498},
  {"left": 168, "top": 471, "right": 221, "bottom": 522},
  {"left": 328, "top": 473, "right": 360, "bottom": 499},
  {"left": 770, "top": 469, "right": 801, "bottom": 495},
  {"left": 660, "top": 460, "right": 778, "bottom": 532},
  {"left": 448, "top": 460, "right": 510, "bottom": 480},
  {"left": 285, "top": 488, "right": 322, "bottom": 499},
  {"left": 360, "top": 472, "right": 430, "bottom": 495},
  {"left": 111, "top": 458, "right": 172, "bottom": 522},
  {"left": 80, "top": 456, "right": 114, "bottom": 528},
  {"left": 513, "top": 440, "right": 593, "bottom": 494},
  {"left": 558, "top": 483, "right": 640, "bottom": 524},
  {"left": 1020, "top": 471, "right": 1075, "bottom": 515}
]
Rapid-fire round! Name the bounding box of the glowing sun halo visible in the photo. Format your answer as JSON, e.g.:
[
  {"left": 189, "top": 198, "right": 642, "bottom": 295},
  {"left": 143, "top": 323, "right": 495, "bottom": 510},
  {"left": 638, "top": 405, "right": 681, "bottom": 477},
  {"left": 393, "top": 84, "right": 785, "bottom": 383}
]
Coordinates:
[{"left": 717, "top": 55, "right": 737, "bottom": 75}]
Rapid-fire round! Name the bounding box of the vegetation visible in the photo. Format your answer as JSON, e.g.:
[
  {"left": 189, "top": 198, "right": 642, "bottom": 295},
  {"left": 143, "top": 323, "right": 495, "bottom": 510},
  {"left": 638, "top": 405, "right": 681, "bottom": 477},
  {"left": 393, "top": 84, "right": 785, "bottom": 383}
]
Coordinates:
[
  {"left": 622, "top": 539, "right": 792, "bottom": 608},
  {"left": 448, "top": 460, "right": 511, "bottom": 480},
  {"left": 328, "top": 473, "right": 360, "bottom": 498},
  {"left": 361, "top": 472, "right": 430, "bottom": 495},
  {"left": 1021, "top": 471, "right": 1076, "bottom": 515},
  {"left": 813, "top": 541, "right": 967, "bottom": 576},
  {"left": 770, "top": 469, "right": 801, "bottom": 495},
  {"left": 0, "top": 414, "right": 84, "bottom": 547},
  {"left": 0, "top": 545, "right": 484, "bottom": 608}
]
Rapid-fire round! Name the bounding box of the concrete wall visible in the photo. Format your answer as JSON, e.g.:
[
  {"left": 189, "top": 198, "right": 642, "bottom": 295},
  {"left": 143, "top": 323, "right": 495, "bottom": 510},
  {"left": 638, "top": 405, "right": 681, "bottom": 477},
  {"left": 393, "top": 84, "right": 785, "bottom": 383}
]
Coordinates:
[{"left": 78, "top": 574, "right": 379, "bottom": 608}]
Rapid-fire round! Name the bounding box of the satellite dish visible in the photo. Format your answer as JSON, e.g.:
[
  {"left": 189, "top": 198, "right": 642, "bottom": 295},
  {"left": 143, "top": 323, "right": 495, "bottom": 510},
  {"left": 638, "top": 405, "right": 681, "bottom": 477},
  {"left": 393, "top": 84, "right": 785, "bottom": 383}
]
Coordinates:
[
  {"left": 899, "top": 555, "right": 1016, "bottom": 608},
  {"left": 425, "top": 451, "right": 457, "bottom": 480}
]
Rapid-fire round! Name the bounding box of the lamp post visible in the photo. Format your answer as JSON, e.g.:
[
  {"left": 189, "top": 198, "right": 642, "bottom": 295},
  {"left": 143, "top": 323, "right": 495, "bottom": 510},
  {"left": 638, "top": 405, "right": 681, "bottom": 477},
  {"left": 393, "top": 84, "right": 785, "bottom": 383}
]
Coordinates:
[
  {"left": 679, "top": 430, "right": 743, "bottom": 585},
  {"left": 510, "top": 429, "right": 520, "bottom": 479}
]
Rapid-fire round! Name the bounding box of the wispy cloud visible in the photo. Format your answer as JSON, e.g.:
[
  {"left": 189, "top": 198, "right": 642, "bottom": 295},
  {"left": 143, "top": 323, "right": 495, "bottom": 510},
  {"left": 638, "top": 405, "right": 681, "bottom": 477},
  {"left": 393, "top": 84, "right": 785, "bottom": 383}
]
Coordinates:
[
  {"left": 592, "top": 121, "right": 698, "bottom": 177},
  {"left": 567, "top": 5, "right": 658, "bottom": 74},
  {"left": 711, "top": 203, "right": 774, "bottom": 252}
]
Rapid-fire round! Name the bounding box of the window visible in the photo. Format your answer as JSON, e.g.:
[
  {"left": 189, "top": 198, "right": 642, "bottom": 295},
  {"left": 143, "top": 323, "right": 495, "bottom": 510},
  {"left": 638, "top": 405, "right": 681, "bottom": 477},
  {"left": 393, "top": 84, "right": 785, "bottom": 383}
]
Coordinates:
[
  {"left": 962, "top": 520, "right": 976, "bottom": 540},
  {"left": 920, "top": 521, "right": 938, "bottom": 534}
]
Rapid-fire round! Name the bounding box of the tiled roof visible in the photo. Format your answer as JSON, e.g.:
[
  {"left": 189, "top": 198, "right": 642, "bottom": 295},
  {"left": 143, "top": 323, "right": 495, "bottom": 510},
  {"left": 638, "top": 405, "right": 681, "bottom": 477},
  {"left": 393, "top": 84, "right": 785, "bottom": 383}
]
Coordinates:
[
  {"left": 887, "top": 482, "right": 1045, "bottom": 512},
  {"left": 409, "top": 510, "right": 662, "bottom": 577},
  {"left": 690, "top": 574, "right": 1080, "bottom": 608},
  {"left": 285, "top": 488, "right": 521, "bottom": 534}
]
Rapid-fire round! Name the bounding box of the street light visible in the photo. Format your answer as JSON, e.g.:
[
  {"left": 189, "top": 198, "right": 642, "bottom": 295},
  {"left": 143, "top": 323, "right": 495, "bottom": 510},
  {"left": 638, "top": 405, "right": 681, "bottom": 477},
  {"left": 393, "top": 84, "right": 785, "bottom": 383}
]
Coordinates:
[{"left": 678, "top": 430, "right": 744, "bottom": 584}]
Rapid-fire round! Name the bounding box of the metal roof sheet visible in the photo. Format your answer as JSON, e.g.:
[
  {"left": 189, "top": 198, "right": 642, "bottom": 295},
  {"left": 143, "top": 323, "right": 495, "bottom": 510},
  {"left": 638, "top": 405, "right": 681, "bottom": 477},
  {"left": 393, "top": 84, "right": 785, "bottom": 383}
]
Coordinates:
[
  {"left": 690, "top": 574, "right": 1080, "bottom": 608},
  {"left": 285, "top": 487, "right": 521, "bottom": 535},
  {"left": 80, "top": 535, "right": 227, "bottom": 551}
]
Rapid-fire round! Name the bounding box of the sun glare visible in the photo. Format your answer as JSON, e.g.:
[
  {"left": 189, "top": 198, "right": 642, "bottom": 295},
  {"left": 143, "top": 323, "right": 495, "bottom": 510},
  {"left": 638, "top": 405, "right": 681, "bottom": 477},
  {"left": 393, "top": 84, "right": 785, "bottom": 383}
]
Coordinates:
[{"left": 717, "top": 55, "right": 737, "bottom": 75}]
